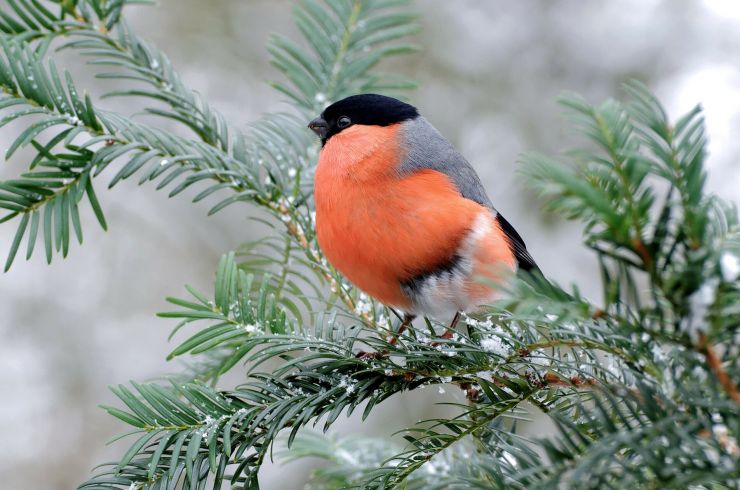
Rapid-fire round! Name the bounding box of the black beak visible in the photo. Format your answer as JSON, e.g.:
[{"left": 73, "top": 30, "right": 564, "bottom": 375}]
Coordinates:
[{"left": 308, "top": 116, "right": 328, "bottom": 140}]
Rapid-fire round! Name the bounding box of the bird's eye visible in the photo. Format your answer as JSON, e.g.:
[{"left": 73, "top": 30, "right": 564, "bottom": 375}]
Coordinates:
[{"left": 337, "top": 116, "right": 351, "bottom": 129}]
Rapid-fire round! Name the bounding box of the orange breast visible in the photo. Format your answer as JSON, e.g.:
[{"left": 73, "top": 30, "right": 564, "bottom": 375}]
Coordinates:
[{"left": 314, "top": 124, "right": 485, "bottom": 309}]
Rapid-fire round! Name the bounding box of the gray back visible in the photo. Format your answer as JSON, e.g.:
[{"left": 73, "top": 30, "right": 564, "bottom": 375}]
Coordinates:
[
  {"left": 395, "top": 116, "right": 539, "bottom": 273},
  {"left": 397, "top": 116, "right": 496, "bottom": 211}
]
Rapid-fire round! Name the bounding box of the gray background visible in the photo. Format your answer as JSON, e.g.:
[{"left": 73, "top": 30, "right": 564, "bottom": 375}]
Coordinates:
[{"left": 1, "top": 1, "right": 739, "bottom": 488}]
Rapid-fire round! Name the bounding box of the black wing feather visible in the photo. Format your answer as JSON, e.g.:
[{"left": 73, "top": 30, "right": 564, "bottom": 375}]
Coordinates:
[{"left": 495, "top": 213, "right": 538, "bottom": 272}]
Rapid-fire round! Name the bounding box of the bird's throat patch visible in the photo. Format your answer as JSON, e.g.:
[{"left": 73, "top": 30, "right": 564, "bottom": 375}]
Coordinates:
[{"left": 318, "top": 123, "right": 401, "bottom": 179}]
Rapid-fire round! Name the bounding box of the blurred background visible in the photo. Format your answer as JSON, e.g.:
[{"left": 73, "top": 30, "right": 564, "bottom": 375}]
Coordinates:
[{"left": 1, "top": 0, "right": 739, "bottom": 488}]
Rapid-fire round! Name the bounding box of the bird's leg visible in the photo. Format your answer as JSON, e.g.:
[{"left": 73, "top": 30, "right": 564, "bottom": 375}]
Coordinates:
[
  {"left": 356, "top": 313, "right": 415, "bottom": 360},
  {"left": 429, "top": 312, "right": 461, "bottom": 346},
  {"left": 439, "top": 311, "right": 461, "bottom": 340},
  {"left": 388, "top": 313, "right": 415, "bottom": 345}
]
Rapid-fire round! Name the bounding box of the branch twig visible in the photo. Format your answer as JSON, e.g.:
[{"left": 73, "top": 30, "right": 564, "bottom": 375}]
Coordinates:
[{"left": 698, "top": 333, "right": 740, "bottom": 403}]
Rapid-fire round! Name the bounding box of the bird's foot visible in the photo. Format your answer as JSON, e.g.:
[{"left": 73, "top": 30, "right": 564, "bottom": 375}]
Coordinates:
[
  {"left": 430, "top": 312, "right": 460, "bottom": 346},
  {"left": 355, "top": 350, "right": 389, "bottom": 360}
]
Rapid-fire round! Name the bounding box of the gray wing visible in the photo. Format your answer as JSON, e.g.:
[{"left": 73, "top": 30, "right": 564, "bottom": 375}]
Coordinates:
[
  {"left": 397, "top": 116, "right": 495, "bottom": 209},
  {"left": 397, "top": 116, "right": 538, "bottom": 272}
]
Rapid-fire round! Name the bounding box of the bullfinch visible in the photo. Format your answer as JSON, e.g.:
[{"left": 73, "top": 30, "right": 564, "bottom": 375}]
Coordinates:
[{"left": 309, "top": 94, "right": 537, "bottom": 335}]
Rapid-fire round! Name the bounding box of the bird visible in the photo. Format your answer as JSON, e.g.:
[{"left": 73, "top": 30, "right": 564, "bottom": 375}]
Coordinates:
[{"left": 308, "top": 93, "right": 537, "bottom": 338}]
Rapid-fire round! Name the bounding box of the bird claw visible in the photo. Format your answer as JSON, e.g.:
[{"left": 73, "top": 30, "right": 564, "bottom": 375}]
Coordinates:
[
  {"left": 355, "top": 350, "right": 389, "bottom": 360},
  {"left": 430, "top": 329, "right": 455, "bottom": 347}
]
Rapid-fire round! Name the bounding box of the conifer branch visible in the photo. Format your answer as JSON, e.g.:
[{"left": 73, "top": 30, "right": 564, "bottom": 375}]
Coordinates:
[{"left": 0, "top": 2, "right": 737, "bottom": 489}]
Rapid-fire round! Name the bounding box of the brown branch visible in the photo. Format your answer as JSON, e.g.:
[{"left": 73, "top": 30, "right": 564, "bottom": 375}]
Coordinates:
[
  {"left": 698, "top": 333, "right": 740, "bottom": 403},
  {"left": 542, "top": 371, "right": 597, "bottom": 387},
  {"left": 631, "top": 237, "right": 653, "bottom": 268},
  {"left": 506, "top": 338, "right": 629, "bottom": 363}
]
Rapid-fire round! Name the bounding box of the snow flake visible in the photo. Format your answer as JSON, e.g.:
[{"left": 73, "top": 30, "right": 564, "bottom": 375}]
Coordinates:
[
  {"left": 480, "top": 336, "right": 510, "bottom": 357},
  {"left": 436, "top": 345, "right": 457, "bottom": 357},
  {"left": 651, "top": 344, "right": 667, "bottom": 363},
  {"left": 561, "top": 322, "right": 578, "bottom": 331},
  {"left": 338, "top": 375, "right": 356, "bottom": 394},
  {"left": 713, "top": 424, "right": 740, "bottom": 455},
  {"left": 199, "top": 414, "right": 226, "bottom": 438},
  {"left": 687, "top": 278, "right": 719, "bottom": 340},
  {"left": 241, "top": 323, "right": 262, "bottom": 334},
  {"left": 720, "top": 252, "right": 740, "bottom": 282},
  {"left": 529, "top": 349, "right": 549, "bottom": 367},
  {"left": 464, "top": 314, "right": 494, "bottom": 329},
  {"left": 502, "top": 450, "right": 518, "bottom": 467},
  {"left": 354, "top": 293, "right": 372, "bottom": 316},
  {"left": 691, "top": 365, "right": 707, "bottom": 382},
  {"left": 501, "top": 385, "right": 516, "bottom": 397}
]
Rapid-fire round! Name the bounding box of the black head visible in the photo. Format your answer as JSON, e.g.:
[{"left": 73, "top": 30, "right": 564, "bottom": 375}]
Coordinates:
[{"left": 308, "top": 94, "right": 419, "bottom": 145}]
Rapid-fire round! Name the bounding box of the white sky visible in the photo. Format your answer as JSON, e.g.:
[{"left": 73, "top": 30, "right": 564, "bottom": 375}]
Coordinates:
[
  {"left": 703, "top": 0, "right": 740, "bottom": 21},
  {"left": 666, "top": 1, "right": 740, "bottom": 202}
]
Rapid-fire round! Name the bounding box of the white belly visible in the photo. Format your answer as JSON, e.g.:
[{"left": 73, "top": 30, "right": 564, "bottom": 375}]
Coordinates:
[{"left": 403, "top": 212, "right": 498, "bottom": 317}]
